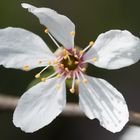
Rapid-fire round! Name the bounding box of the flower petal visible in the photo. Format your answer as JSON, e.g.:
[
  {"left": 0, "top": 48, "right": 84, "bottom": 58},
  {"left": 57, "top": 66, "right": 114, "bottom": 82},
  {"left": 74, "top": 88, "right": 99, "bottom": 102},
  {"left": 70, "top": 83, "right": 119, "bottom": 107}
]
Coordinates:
[
  {"left": 84, "top": 30, "right": 140, "bottom": 69},
  {"left": 78, "top": 74, "right": 129, "bottom": 133},
  {"left": 13, "top": 77, "right": 66, "bottom": 133},
  {"left": 0, "top": 27, "right": 55, "bottom": 70},
  {"left": 22, "top": 3, "right": 75, "bottom": 49}
]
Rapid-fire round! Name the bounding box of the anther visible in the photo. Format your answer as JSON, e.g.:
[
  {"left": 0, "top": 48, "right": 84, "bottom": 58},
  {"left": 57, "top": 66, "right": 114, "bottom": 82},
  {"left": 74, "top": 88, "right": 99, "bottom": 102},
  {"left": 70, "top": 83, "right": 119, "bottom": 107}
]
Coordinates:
[
  {"left": 48, "top": 60, "right": 51, "bottom": 65},
  {"left": 70, "top": 88, "right": 75, "bottom": 94},
  {"left": 92, "top": 57, "right": 97, "bottom": 62},
  {"left": 23, "top": 65, "right": 30, "bottom": 71},
  {"left": 65, "top": 67, "right": 69, "bottom": 72},
  {"left": 44, "top": 28, "right": 49, "bottom": 34},
  {"left": 74, "top": 54, "right": 78, "bottom": 58},
  {"left": 54, "top": 60, "right": 58, "bottom": 64},
  {"left": 56, "top": 74, "right": 61, "bottom": 78},
  {"left": 70, "top": 31, "right": 75, "bottom": 36},
  {"left": 60, "top": 64, "right": 64, "bottom": 67},
  {"left": 35, "top": 73, "right": 40, "bottom": 79},
  {"left": 80, "top": 50, "right": 84, "bottom": 55},
  {"left": 41, "top": 78, "right": 46, "bottom": 82},
  {"left": 75, "top": 61, "right": 79, "bottom": 65},
  {"left": 89, "top": 41, "right": 94, "bottom": 46}
]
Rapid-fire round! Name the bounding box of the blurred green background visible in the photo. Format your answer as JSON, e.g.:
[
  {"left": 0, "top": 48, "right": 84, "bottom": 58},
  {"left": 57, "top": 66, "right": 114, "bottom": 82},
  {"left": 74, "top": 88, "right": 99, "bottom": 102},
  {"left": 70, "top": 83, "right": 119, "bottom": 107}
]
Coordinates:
[{"left": 0, "top": 0, "right": 140, "bottom": 140}]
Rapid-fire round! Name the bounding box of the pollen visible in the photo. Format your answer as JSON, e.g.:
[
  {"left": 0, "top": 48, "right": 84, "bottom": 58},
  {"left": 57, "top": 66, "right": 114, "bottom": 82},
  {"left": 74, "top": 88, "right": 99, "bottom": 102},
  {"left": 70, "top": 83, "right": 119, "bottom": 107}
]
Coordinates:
[
  {"left": 48, "top": 60, "right": 51, "bottom": 65},
  {"left": 41, "top": 78, "right": 46, "bottom": 82},
  {"left": 35, "top": 73, "right": 40, "bottom": 78},
  {"left": 44, "top": 28, "right": 49, "bottom": 33},
  {"left": 89, "top": 41, "right": 94, "bottom": 46},
  {"left": 70, "top": 31, "right": 75, "bottom": 36},
  {"left": 54, "top": 60, "right": 58, "bottom": 64},
  {"left": 65, "top": 67, "right": 69, "bottom": 72},
  {"left": 74, "top": 61, "right": 79, "bottom": 64},
  {"left": 56, "top": 73, "right": 61, "bottom": 78},
  {"left": 70, "top": 88, "right": 75, "bottom": 93},
  {"left": 60, "top": 64, "right": 64, "bottom": 67},
  {"left": 80, "top": 50, "right": 84, "bottom": 55},
  {"left": 81, "top": 68, "right": 86, "bottom": 72},
  {"left": 23, "top": 65, "right": 30, "bottom": 71},
  {"left": 92, "top": 57, "right": 97, "bottom": 62}
]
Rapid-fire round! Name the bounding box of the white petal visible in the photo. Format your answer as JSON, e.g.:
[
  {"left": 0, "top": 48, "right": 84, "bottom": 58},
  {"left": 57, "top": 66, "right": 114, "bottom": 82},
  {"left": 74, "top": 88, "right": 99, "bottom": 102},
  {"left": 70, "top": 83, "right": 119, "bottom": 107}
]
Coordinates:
[
  {"left": 78, "top": 75, "right": 129, "bottom": 133},
  {"left": 84, "top": 30, "right": 140, "bottom": 69},
  {"left": 0, "top": 27, "right": 55, "bottom": 70},
  {"left": 22, "top": 3, "right": 75, "bottom": 49},
  {"left": 13, "top": 77, "right": 66, "bottom": 133}
]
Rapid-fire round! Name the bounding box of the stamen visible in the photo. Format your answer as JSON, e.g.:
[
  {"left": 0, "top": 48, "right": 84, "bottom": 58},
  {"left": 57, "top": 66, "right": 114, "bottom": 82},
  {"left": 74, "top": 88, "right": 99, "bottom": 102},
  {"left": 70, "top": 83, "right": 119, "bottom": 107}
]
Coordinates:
[
  {"left": 82, "top": 57, "right": 97, "bottom": 63},
  {"left": 74, "top": 61, "right": 79, "bottom": 65},
  {"left": 75, "top": 72, "right": 81, "bottom": 85},
  {"left": 70, "top": 73, "right": 76, "bottom": 94},
  {"left": 92, "top": 57, "right": 97, "bottom": 62},
  {"left": 44, "top": 28, "right": 61, "bottom": 48},
  {"left": 35, "top": 65, "right": 50, "bottom": 79},
  {"left": 23, "top": 65, "right": 30, "bottom": 71},
  {"left": 65, "top": 67, "right": 69, "bottom": 72},
  {"left": 79, "top": 66, "right": 86, "bottom": 72},
  {"left": 82, "top": 41, "right": 94, "bottom": 53},
  {"left": 67, "top": 55, "right": 72, "bottom": 65},
  {"left": 48, "top": 60, "right": 51, "bottom": 65},
  {"left": 70, "top": 31, "right": 75, "bottom": 36},
  {"left": 56, "top": 73, "right": 61, "bottom": 78},
  {"left": 79, "top": 72, "right": 88, "bottom": 84}
]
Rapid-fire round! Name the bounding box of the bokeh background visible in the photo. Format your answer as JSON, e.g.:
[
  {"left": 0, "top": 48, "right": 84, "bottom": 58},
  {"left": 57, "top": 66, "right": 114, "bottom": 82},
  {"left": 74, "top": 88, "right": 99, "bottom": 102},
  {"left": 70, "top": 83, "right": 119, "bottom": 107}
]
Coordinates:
[{"left": 0, "top": 0, "right": 140, "bottom": 140}]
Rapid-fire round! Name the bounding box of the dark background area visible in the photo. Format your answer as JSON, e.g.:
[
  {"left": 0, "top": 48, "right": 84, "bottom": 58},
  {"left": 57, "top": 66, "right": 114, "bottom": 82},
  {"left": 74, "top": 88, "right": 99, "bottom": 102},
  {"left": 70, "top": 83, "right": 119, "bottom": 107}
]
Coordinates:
[{"left": 0, "top": 0, "right": 140, "bottom": 140}]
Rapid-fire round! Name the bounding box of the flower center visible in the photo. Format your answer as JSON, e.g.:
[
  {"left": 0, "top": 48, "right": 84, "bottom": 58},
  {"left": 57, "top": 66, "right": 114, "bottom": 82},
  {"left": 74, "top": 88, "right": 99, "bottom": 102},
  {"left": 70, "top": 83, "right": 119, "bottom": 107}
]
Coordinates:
[
  {"left": 61, "top": 53, "right": 78, "bottom": 70},
  {"left": 54, "top": 48, "right": 86, "bottom": 78}
]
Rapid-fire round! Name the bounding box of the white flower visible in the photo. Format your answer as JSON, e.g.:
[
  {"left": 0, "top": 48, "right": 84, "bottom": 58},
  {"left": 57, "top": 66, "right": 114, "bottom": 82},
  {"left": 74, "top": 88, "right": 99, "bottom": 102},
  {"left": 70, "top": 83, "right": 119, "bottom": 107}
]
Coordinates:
[{"left": 0, "top": 3, "right": 140, "bottom": 133}]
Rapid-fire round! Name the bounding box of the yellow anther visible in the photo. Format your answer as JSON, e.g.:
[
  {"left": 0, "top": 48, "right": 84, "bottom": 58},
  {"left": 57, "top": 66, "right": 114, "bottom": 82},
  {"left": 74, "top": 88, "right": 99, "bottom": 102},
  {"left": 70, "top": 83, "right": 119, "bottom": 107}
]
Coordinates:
[
  {"left": 56, "top": 74, "right": 61, "bottom": 78},
  {"left": 92, "top": 57, "right": 97, "bottom": 62},
  {"left": 54, "top": 60, "right": 58, "bottom": 64},
  {"left": 41, "top": 78, "right": 46, "bottom": 82},
  {"left": 76, "top": 79, "right": 80, "bottom": 85},
  {"left": 65, "top": 67, "right": 69, "bottom": 72},
  {"left": 56, "top": 84, "right": 61, "bottom": 90},
  {"left": 70, "top": 88, "right": 75, "bottom": 93},
  {"left": 48, "top": 60, "right": 51, "bottom": 65},
  {"left": 23, "top": 65, "right": 30, "bottom": 71},
  {"left": 75, "top": 61, "right": 79, "bottom": 65},
  {"left": 35, "top": 73, "right": 40, "bottom": 79},
  {"left": 70, "top": 31, "right": 75, "bottom": 36},
  {"left": 44, "top": 28, "right": 49, "bottom": 33},
  {"left": 80, "top": 50, "right": 84, "bottom": 55},
  {"left": 74, "top": 55, "right": 78, "bottom": 58},
  {"left": 60, "top": 64, "right": 64, "bottom": 67},
  {"left": 63, "top": 49, "right": 68, "bottom": 55},
  {"left": 72, "top": 48, "right": 77, "bottom": 52},
  {"left": 83, "top": 79, "right": 88, "bottom": 84},
  {"left": 89, "top": 41, "right": 94, "bottom": 46},
  {"left": 64, "top": 55, "right": 68, "bottom": 59},
  {"left": 81, "top": 68, "right": 86, "bottom": 72}
]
